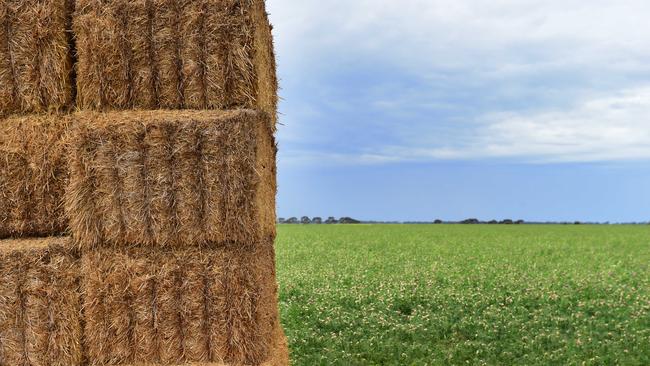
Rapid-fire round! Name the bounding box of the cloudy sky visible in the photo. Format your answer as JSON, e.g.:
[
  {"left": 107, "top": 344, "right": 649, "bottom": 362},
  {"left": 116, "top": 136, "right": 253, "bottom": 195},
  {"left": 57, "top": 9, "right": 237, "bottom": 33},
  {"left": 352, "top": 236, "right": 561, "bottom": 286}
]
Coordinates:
[{"left": 267, "top": 0, "right": 650, "bottom": 222}]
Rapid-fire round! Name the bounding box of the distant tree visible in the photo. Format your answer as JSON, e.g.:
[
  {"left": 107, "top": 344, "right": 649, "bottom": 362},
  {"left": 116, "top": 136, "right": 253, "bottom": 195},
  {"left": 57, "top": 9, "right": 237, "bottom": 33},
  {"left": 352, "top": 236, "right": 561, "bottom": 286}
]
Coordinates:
[
  {"left": 461, "top": 218, "right": 480, "bottom": 224},
  {"left": 339, "top": 217, "right": 361, "bottom": 224},
  {"left": 574, "top": 221, "right": 581, "bottom": 225},
  {"left": 488, "top": 220, "right": 498, "bottom": 224},
  {"left": 433, "top": 219, "right": 443, "bottom": 224},
  {"left": 277, "top": 217, "right": 286, "bottom": 224},
  {"left": 325, "top": 217, "right": 338, "bottom": 224},
  {"left": 286, "top": 217, "right": 298, "bottom": 224},
  {"left": 500, "top": 219, "right": 514, "bottom": 225},
  {"left": 301, "top": 216, "right": 312, "bottom": 224},
  {"left": 312, "top": 217, "right": 323, "bottom": 224},
  {"left": 515, "top": 220, "right": 525, "bottom": 225}
]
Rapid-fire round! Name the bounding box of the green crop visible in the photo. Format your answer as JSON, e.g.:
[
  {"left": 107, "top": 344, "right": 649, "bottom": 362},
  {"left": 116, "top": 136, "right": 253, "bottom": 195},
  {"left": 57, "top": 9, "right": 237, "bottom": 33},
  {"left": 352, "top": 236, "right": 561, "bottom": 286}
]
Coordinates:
[{"left": 276, "top": 224, "right": 650, "bottom": 365}]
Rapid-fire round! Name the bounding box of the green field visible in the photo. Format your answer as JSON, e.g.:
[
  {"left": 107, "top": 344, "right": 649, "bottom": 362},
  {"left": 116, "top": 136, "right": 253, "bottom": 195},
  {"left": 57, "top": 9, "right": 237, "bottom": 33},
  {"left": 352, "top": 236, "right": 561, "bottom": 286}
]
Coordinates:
[{"left": 275, "top": 224, "right": 650, "bottom": 365}]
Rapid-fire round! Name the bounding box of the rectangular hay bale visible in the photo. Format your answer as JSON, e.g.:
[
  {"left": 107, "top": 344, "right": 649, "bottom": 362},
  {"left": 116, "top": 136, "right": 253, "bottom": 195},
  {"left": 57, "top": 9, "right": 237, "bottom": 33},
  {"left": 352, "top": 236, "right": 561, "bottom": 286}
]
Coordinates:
[
  {"left": 0, "top": 236, "right": 82, "bottom": 366},
  {"left": 0, "top": 0, "right": 74, "bottom": 115},
  {"left": 81, "top": 242, "right": 283, "bottom": 366},
  {"left": 73, "top": 0, "right": 278, "bottom": 125},
  {"left": 66, "top": 109, "right": 276, "bottom": 249},
  {"left": 0, "top": 114, "right": 71, "bottom": 238}
]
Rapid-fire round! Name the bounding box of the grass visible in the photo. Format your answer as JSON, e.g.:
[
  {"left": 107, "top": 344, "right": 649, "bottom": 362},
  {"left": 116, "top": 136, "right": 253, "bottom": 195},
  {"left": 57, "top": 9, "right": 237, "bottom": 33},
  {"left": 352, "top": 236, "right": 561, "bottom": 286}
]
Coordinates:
[{"left": 275, "top": 224, "right": 650, "bottom": 365}]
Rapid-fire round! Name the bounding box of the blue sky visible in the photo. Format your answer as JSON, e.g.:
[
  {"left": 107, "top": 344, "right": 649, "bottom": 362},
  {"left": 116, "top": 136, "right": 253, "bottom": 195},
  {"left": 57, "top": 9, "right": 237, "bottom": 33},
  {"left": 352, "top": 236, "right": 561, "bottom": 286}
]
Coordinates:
[{"left": 267, "top": 0, "right": 650, "bottom": 222}]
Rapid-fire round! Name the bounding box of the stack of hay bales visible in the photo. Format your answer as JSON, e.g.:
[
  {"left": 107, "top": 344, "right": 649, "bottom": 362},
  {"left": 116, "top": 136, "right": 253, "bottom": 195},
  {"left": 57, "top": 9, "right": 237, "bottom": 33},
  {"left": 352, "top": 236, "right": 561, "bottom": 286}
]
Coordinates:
[
  {"left": 0, "top": 0, "right": 81, "bottom": 363},
  {"left": 0, "top": 0, "right": 287, "bottom": 364},
  {"left": 67, "top": 110, "right": 285, "bottom": 365}
]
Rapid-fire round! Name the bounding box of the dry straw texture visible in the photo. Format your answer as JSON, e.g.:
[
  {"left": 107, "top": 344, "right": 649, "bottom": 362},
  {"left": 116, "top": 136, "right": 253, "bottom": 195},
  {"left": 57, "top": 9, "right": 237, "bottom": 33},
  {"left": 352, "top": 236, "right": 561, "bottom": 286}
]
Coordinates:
[
  {"left": 82, "top": 241, "right": 283, "bottom": 366},
  {"left": 0, "top": 114, "right": 72, "bottom": 238},
  {"left": 0, "top": 236, "right": 82, "bottom": 366},
  {"left": 117, "top": 325, "right": 287, "bottom": 365},
  {"left": 73, "top": 0, "right": 278, "bottom": 125},
  {"left": 0, "top": 0, "right": 74, "bottom": 115},
  {"left": 66, "top": 109, "right": 276, "bottom": 249}
]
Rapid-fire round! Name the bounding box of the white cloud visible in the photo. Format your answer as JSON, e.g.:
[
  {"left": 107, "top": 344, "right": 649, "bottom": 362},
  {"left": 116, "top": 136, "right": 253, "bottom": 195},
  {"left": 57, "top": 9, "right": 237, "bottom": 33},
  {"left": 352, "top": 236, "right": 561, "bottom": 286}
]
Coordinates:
[
  {"left": 267, "top": 0, "right": 650, "bottom": 164},
  {"left": 268, "top": 0, "right": 650, "bottom": 71},
  {"left": 475, "top": 88, "right": 650, "bottom": 162},
  {"left": 280, "top": 88, "right": 650, "bottom": 165}
]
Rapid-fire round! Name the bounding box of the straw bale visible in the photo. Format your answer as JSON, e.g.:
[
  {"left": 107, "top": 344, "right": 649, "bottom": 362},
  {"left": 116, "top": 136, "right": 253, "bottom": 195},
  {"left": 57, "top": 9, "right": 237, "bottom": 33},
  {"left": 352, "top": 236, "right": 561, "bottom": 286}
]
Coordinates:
[
  {"left": 0, "top": 0, "right": 74, "bottom": 115},
  {"left": 0, "top": 236, "right": 82, "bottom": 366},
  {"left": 73, "top": 0, "right": 152, "bottom": 110},
  {"left": 110, "top": 308, "right": 288, "bottom": 366},
  {"left": 66, "top": 109, "right": 276, "bottom": 249},
  {"left": 73, "top": 0, "right": 278, "bottom": 125},
  {"left": 82, "top": 241, "right": 282, "bottom": 366},
  {"left": 0, "top": 114, "right": 72, "bottom": 238}
]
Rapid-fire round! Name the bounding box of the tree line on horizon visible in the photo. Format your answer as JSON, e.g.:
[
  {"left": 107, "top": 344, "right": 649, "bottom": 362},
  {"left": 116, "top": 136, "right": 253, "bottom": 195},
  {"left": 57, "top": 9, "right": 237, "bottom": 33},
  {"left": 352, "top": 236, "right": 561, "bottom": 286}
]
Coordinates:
[
  {"left": 278, "top": 217, "right": 527, "bottom": 225},
  {"left": 278, "top": 217, "right": 361, "bottom": 224},
  {"left": 277, "top": 217, "right": 648, "bottom": 225}
]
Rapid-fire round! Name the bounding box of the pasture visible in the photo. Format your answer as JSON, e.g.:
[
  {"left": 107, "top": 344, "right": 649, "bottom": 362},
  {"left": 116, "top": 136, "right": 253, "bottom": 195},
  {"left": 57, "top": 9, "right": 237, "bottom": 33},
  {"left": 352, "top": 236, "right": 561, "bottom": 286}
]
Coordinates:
[{"left": 276, "top": 224, "right": 650, "bottom": 365}]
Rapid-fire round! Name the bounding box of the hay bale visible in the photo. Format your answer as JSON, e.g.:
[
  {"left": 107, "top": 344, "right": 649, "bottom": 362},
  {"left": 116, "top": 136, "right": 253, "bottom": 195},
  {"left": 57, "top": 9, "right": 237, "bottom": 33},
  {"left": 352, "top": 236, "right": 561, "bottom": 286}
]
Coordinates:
[
  {"left": 81, "top": 241, "right": 283, "bottom": 366},
  {"left": 115, "top": 324, "right": 287, "bottom": 365},
  {"left": 66, "top": 109, "right": 276, "bottom": 249},
  {"left": 0, "top": 236, "right": 82, "bottom": 366},
  {"left": 0, "top": 114, "right": 72, "bottom": 238},
  {"left": 0, "top": 0, "right": 74, "bottom": 115},
  {"left": 73, "top": 0, "right": 278, "bottom": 125}
]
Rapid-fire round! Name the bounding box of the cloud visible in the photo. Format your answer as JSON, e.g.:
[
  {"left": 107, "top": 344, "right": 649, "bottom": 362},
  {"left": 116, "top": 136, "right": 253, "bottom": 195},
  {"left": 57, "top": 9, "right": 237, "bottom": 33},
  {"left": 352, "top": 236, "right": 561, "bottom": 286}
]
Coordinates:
[
  {"left": 280, "top": 87, "right": 650, "bottom": 165},
  {"left": 267, "top": 0, "right": 650, "bottom": 165},
  {"left": 268, "top": 0, "right": 650, "bottom": 70},
  {"left": 475, "top": 88, "right": 650, "bottom": 162}
]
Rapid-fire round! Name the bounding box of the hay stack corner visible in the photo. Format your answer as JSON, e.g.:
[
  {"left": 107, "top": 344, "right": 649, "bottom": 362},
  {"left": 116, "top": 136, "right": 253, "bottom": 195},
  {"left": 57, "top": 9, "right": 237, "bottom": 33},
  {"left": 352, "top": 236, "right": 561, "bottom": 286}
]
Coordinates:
[{"left": 1, "top": 0, "right": 287, "bottom": 363}]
